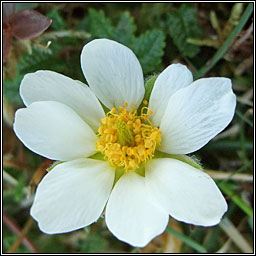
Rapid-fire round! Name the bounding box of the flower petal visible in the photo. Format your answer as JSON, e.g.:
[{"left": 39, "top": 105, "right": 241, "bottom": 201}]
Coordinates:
[
  {"left": 10, "top": 9, "right": 52, "bottom": 40},
  {"left": 81, "top": 39, "right": 145, "bottom": 109},
  {"left": 149, "top": 64, "right": 193, "bottom": 126},
  {"left": 146, "top": 158, "right": 228, "bottom": 226},
  {"left": 105, "top": 172, "right": 169, "bottom": 247},
  {"left": 20, "top": 70, "right": 105, "bottom": 132},
  {"left": 13, "top": 101, "right": 97, "bottom": 161},
  {"left": 31, "top": 158, "right": 115, "bottom": 234},
  {"left": 159, "top": 78, "right": 236, "bottom": 154}
]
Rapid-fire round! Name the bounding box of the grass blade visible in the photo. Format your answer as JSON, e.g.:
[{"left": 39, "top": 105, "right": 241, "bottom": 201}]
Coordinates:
[
  {"left": 219, "top": 183, "right": 253, "bottom": 218},
  {"left": 194, "top": 3, "right": 253, "bottom": 79},
  {"left": 219, "top": 217, "right": 253, "bottom": 253},
  {"left": 166, "top": 226, "right": 207, "bottom": 253}
]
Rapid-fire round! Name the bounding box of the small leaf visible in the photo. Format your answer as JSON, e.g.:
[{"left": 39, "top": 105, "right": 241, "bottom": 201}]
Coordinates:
[
  {"left": 168, "top": 4, "right": 203, "bottom": 58},
  {"left": 10, "top": 10, "right": 52, "bottom": 40},
  {"left": 87, "top": 9, "right": 113, "bottom": 38},
  {"left": 133, "top": 29, "right": 165, "bottom": 74},
  {"left": 112, "top": 12, "right": 136, "bottom": 48}
]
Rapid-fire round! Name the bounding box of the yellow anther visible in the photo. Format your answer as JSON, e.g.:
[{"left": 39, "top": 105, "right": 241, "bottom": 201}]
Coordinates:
[
  {"left": 110, "top": 108, "right": 116, "bottom": 115},
  {"left": 143, "top": 99, "right": 148, "bottom": 105},
  {"left": 95, "top": 103, "right": 162, "bottom": 171},
  {"left": 148, "top": 109, "right": 153, "bottom": 115}
]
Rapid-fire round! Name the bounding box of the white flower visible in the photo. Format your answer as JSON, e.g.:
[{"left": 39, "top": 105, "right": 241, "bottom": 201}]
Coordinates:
[{"left": 13, "top": 39, "right": 236, "bottom": 248}]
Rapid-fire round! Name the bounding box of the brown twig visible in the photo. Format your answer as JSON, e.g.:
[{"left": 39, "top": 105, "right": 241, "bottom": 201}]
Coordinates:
[
  {"left": 29, "top": 159, "right": 52, "bottom": 187},
  {"left": 3, "top": 160, "right": 34, "bottom": 171},
  {"left": 205, "top": 170, "right": 253, "bottom": 182},
  {"left": 3, "top": 211, "right": 39, "bottom": 253}
]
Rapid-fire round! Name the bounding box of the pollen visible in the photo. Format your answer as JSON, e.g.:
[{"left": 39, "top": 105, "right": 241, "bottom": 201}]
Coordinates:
[{"left": 95, "top": 104, "right": 162, "bottom": 171}]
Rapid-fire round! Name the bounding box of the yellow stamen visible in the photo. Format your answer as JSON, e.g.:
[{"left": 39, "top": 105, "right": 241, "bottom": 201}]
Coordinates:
[
  {"left": 95, "top": 105, "right": 161, "bottom": 171},
  {"left": 143, "top": 99, "right": 148, "bottom": 105}
]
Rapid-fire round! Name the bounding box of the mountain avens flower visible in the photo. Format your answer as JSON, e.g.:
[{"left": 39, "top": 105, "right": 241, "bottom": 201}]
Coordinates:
[{"left": 13, "top": 39, "right": 236, "bottom": 247}]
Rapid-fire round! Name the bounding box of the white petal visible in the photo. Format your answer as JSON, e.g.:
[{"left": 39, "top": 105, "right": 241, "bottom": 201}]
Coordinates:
[
  {"left": 14, "top": 101, "right": 97, "bottom": 161},
  {"left": 105, "top": 172, "right": 169, "bottom": 247},
  {"left": 20, "top": 70, "right": 105, "bottom": 132},
  {"left": 81, "top": 39, "right": 145, "bottom": 109},
  {"left": 146, "top": 158, "right": 227, "bottom": 226},
  {"left": 159, "top": 78, "right": 236, "bottom": 154},
  {"left": 149, "top": 64, "right": 193, "bottom": 126},
  {"left": 31, "top": 158, "right": 115, "bottom": 234}
]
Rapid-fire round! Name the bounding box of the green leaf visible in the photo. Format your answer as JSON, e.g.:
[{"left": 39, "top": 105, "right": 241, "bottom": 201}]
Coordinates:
[
  {"left": 87, "top": 9, "right": 113, "bottom": 38},
  {"left": 46, "top": 8, "right": 67, "bottom": 30},
  {"left": 79, "top": 233, "right": 108, "bottom": 253},
  {"left": 138, "top": 3, "right": 171, "bottom": 30},
  {"left": 168, "top": 4, "right": 203, "bottom": 58},
  {"left": 18, "top": 45, "right": 65, "bottom": 75},
  {"left": 112, "top": 12, "right": 136, "bottom": 48},
  {"left": 133, "top": 29, "right": 165, "bottom": 74}
]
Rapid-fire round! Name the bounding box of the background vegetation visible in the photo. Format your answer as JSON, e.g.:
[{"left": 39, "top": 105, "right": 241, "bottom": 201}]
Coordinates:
[{"left": 3, "top": 2, "right": 253, "bottom": 253}]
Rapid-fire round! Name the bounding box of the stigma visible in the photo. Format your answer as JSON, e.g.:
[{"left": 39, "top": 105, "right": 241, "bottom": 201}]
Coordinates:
[{"left": 95, "top": 103, "right": 162, "bottom": 171}]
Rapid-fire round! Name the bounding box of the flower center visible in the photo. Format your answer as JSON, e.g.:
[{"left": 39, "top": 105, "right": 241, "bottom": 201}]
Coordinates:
[{"left": 95, "top": 103, "right": 162, "bottom": 171}]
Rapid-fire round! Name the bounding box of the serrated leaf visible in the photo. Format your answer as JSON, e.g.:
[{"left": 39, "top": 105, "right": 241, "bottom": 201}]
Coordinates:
[
  {"left": 112, "top": 12, "right": 136, "bottom": 48},
  {"left": 168, "top": 4, "right": 203, "bottom": 58},
  {"left": 87, "top": 9, "right": 113, "bottom": 38},
  {"left": 139, "top": 3, "right": 171, "bottom": 30},
  {"left": 18, "top": 44, "right": 64, "bottom": 74},
  {"left": 46, "top": 8, "right": 67, "bottom": 30},
  {"left": 133, "top": 29, "right": 165, "bottom": 74}
]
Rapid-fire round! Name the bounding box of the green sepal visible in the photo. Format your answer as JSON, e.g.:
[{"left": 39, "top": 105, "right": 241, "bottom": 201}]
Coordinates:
[
  {"left": 113, "top": 167, "right": 125, "bottom": 187},
  {"left": 89, "top": 152, "right": 105, "bottom": 161},
  {"left": 47, "top": 160, "right": 64, "bottom": 171},
  {"left": 154, "top": 150, "right": 202, "bottom": 170},
  {"left": 138, "top": 75, "right": 158, "bottom": 113},
  {"left": 144, "top": 75, "right": 158, "bottom": 103},
  {"left": 135, "top": 163, "right": 146, "bottom": 177}
]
